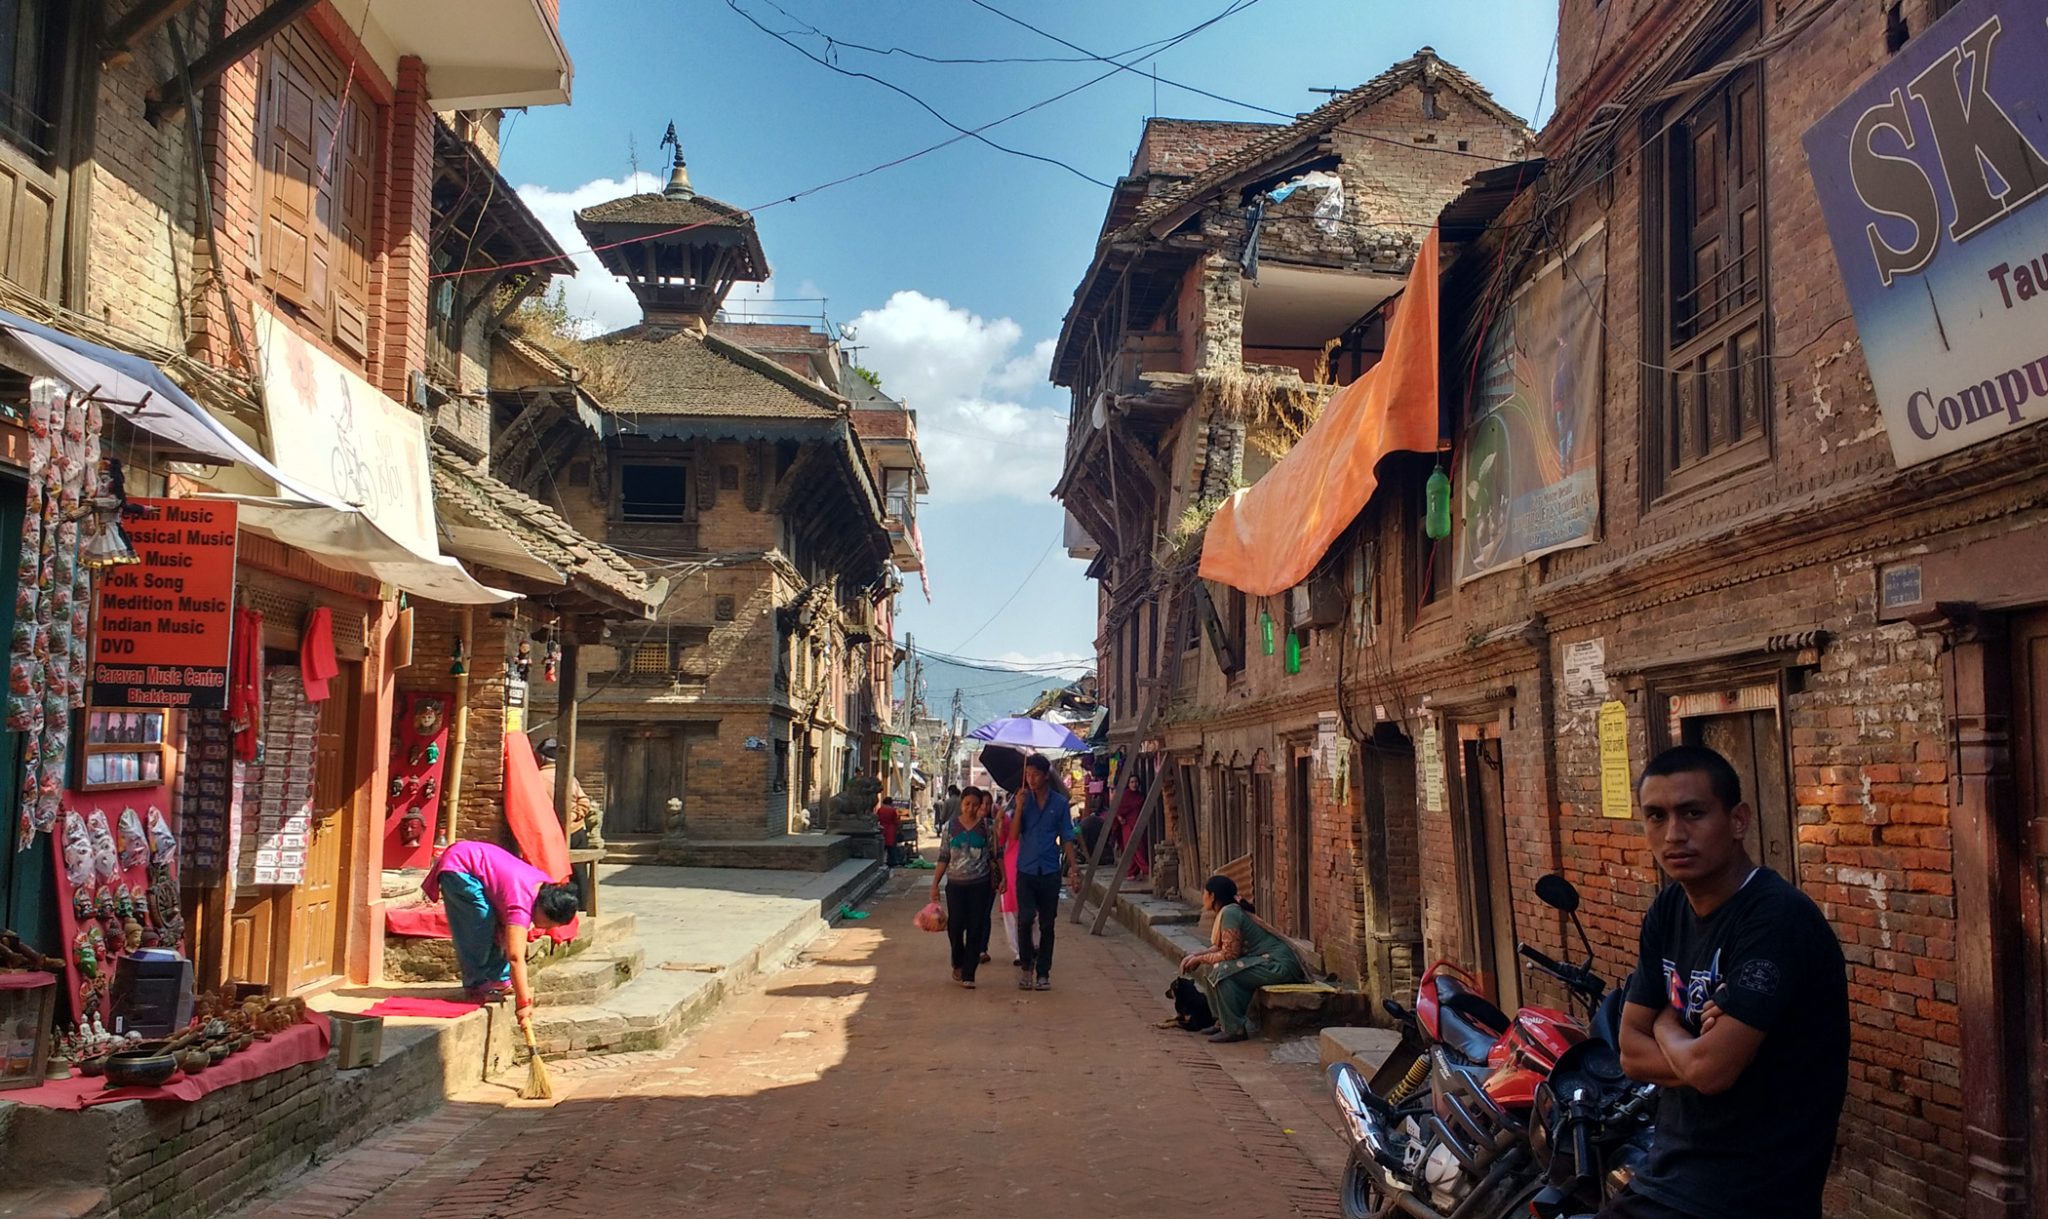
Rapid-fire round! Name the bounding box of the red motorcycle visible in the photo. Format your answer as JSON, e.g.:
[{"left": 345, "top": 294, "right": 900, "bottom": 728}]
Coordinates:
[{"left": 1333, "top": 874, "right": 1608, "bottom": 1219}]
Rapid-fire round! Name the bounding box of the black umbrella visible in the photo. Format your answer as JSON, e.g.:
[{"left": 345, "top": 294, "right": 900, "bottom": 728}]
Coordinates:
[{"left": 979, "top": 744, "right": 1025, "bottom": 793}]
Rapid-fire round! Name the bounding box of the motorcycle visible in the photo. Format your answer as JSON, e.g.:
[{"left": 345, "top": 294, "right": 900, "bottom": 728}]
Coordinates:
[
  {"left": 1329, "top": 874, "right": 1612, "bottom": 1219},
  {"left": 1524, "top": 882, "right": 1658, "bottom": 1219}
]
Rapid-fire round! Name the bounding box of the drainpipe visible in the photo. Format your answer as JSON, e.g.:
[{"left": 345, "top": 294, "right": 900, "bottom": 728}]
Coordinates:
[{"left": 439, "top": 607, "right": 473, "bottom": 846}]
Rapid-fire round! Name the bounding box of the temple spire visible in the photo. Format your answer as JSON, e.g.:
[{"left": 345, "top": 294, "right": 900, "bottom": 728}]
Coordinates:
[{"left": 659, "top": 121, "right": 693, "bottom": 200}]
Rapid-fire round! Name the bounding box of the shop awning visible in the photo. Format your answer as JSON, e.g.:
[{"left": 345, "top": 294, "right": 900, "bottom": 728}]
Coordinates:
[
  {"left": 216, "top": 496, "right": 517, "bottom": 605},
  {"left": 0, "top": 308, "right": 246, "bottom": 465},
  {"left": 1198, "top": 230, "right": 1441, "bottom": 596}
]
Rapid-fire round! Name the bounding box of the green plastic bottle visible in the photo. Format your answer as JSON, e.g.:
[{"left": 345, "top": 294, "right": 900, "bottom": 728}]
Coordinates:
[{"left": 1425, "top": 464, "right": 1452, "bottom": 541}]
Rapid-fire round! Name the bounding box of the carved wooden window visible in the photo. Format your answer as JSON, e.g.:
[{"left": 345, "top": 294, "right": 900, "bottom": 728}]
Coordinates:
[
  {"left": 1648, "top": 55, "right": 1769, "bottom": 497},
  {"left": 617, "top": 462, "right": 691, "bottom": 523},
  {"left": 0, "top": 0, "right": 57, "bottom": 158},
  {"left": 258, "top": 23, "right": 378, "bottom": 361}
]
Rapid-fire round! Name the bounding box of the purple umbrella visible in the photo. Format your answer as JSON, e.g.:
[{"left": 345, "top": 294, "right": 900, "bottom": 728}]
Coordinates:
[{"left": 967, "top": 716, "right": 1090, "bottom": 753}]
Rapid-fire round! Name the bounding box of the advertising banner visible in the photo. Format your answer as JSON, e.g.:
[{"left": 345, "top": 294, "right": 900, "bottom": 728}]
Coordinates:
[
  {"left": 91, "top": 498, "right": 238, "bottom": 709},
  {"left": 253, "top": 305, "right": 438, "bottom": 559},
  {"left": 1803, "top": 0, "right": 2048, "bottom": 468},
  {"left": 1456, "top": 229, "right": 1606, "bottom": 583}
]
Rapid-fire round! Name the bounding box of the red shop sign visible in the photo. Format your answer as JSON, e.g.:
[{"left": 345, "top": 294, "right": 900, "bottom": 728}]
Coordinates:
[{"left": 91, "top": 498, "right": 238, "bottom": 709}]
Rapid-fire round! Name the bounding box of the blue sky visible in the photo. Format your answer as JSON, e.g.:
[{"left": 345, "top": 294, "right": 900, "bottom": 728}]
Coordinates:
[{"left": 507, "top": 0, "right": 1557, "bottom": 689}]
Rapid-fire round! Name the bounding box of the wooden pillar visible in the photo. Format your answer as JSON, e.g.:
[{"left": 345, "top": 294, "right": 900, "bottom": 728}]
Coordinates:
[
  {"left": 1924, "top": 608, "right": 2031, "bottom": 1219},
  {"left": 553, "top": 627, "right": 581, "bottom": 842}
]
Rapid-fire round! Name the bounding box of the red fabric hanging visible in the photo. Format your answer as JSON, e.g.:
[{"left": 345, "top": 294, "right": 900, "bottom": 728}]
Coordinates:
[
  {"left": 503, "top": 731, "right": 571, "bottom": 884},
  {"left": 228, "top": 607, "right": 263, "bottom": 761},
  {"left": 299, "top": 607, "right": 339, "bottom": 702}
]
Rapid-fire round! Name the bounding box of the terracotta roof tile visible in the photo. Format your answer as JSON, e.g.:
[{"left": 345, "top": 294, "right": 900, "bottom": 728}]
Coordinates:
[
  {"left": 431, "top": 445, "right": 651, "bottom": 608},
  {"left": 1135, "top": 118, "right": 1280, "bottom": 177},
  {"left": 594, "top": 325, "right": 846, "bottom": 419},
  {"left": 575, "top": 191, "right": 755, "bottom": 229}
]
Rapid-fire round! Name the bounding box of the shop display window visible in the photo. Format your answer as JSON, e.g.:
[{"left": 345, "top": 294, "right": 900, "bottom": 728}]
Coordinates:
[{"left": 76, "top": 705, "right": 175, "bottom": 792}]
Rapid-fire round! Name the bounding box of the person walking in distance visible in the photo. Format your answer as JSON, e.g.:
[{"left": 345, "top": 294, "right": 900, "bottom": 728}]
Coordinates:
[
  {"left": 1606, "top": 745, "right": 1849, "bottom": 1219},
  {"left": 930, "top": 786, "right": 998, "bottom": 988},
  {"left": 1007, "top": 753, "right": 1077, "bottom": 991},
  {"left": 995, "top": 788, "right": 1021, "bottom": 965}
]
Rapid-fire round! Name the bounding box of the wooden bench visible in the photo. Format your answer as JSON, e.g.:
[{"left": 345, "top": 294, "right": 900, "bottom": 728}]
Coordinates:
[{"left": 568, "top": 846, "right": 607, "bottom": 917}]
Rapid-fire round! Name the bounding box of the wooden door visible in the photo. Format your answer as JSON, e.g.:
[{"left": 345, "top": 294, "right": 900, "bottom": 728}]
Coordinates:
[
  {"left": 2009, "top": 612, "right": 2048, "bottom": 1205},
  {"left": 286, "top": 660, "right": 358, "bottom": 992},
  {"left": 606, "top": 726, "right": 678, "bottom": 836},
  {"left": 1290, "top": 752, "right": 1313, "bottom": 938},
  {"left": 1455, "top": 730, "right": 1519, "bottom": 1011},
  {"left": 1686, "top": 709, "right": 1795, "bottom": 879}
]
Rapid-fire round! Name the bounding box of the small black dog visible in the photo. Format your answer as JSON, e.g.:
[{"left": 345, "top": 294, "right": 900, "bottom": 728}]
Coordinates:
[{"left": 1167, "top": 975, "right": 1216, "bottom": 1032}]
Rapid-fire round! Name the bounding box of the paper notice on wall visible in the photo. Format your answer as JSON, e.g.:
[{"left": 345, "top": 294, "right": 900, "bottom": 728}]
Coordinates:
[
  {"left": 1599, "top": 701, "right": 1633, "bottom": 820},
  {"left": 1420, "top": 721, "right": 1444, "bottom": 814},
  {"left": 1563, "top": 639, "right": 1608, "bottom": 711},
  {"left": 1316, "top": 711, "right": 1339, "bottom": 771}
]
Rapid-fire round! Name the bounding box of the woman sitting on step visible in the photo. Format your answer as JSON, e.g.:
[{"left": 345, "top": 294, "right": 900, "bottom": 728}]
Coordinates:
[
  {"left": 423, "top": 840, "right": 580, "bottom": 1015},
  {"left": 1178, "top": 874, "right": 1305, "bottom": 1044}
]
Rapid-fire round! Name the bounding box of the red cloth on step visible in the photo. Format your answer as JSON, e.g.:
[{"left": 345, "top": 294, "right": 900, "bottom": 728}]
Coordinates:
[
  {"left": 361, "top": 996, "right": 481, "bottom": 1019},
  {"left": 300, "top": 606, "right": 339, "bottom": 701},
  {"left": 1, "top": 1011, "right": 330, "bottom": 1110}
]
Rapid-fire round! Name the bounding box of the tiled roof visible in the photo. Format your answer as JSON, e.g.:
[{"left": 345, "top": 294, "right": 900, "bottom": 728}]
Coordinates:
[
  {"left": 1135, "top": 118, "right": 1279, "bottom": 178},
  {"left": 431, "top": 444, "right": 652, "bottom": 609},
  {"left": 592, "top": 324, "right": 846, "bottom": 419},
  {"left": 575, "top": 191, "right": 756, "bottom": 229},
  {"left": 1118, "top": 48, "right": 1530, "bottom": 241}
]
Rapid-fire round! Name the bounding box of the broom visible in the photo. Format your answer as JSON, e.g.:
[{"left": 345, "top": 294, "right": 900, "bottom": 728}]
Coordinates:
[{"left": 518, "top": 1014, "right": 553, "bottom": 1100}]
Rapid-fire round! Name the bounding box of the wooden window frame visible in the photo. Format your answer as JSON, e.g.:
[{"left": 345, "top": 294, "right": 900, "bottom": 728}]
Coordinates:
[
  {"left": 1641, "top": 43, "right": 1772, "bottom": 503},
  {"left": 614, "top": 459, "right": 694, "bottom": 524},
  {"left": 1224, "top": 587, "right": 1247, "bottom": 677}
]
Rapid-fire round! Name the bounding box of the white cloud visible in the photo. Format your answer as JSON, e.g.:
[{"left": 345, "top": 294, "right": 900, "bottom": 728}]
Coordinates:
[{"left": 847, "top": 292, "right": 1064, "bottom": 503}]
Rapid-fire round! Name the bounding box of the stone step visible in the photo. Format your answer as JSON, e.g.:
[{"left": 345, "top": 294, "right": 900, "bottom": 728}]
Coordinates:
[
  {"left": 383, "top": 910, "right": 638, "bottom": 984},
  {"left": 531, "top": 946, "right": 646, "bottom": 1004},
  {"left": 600, "top": 839, "right": 663, "bottom": 864},
  {"left": 525, "top": 858, "right": 885, "bottom": 1058},
  {"left": 0, "top": 1186, "right": 108, "bottom": 1219}
]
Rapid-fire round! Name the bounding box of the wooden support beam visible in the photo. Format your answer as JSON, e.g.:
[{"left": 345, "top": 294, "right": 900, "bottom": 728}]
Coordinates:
[
  {"left": 102, "top": 0, "right": 199, "bottom": 67},
  {"left": 1107, "top": 422, "right": 1168, "bottom": 501},
  {"left": 147, "top": 0, "right": 322, "bottom": 124},
  {"left": 490, "top": 391, "right": 557, "bottom": 470}
]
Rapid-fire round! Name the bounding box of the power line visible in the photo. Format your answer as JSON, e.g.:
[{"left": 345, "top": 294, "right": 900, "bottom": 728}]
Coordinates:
[
  {"left": 944, "top": 538, "right": 1062, "bottom": 653},
  {"left": 724, "top": 0, "right": 1118, "bottom": 189},
  {"left": 754, "top": 0, "right": 1203, "bottom": 66}
]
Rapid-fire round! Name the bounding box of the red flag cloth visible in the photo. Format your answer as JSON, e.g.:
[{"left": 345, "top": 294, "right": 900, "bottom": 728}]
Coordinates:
[
  {"left": 503, "top": 731, "right": 571, "bottom": 883},
  {"left": 1200, "top": 229, "right": 1441, "bottom": 596},
  {"left": 384, "top": 904, "right": 451, "bottom": 938},
  {"left": 299, "top": 607, "right": 339, "bottom": 702}
]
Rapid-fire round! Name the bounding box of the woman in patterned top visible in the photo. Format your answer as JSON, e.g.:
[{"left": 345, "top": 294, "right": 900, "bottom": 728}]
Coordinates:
[
  {"left": 930, "top": 786, "right": 1000, "bottom": 988},
  {"left": 1179, "top": 874, "right": 1304, "bottom": 1043}
]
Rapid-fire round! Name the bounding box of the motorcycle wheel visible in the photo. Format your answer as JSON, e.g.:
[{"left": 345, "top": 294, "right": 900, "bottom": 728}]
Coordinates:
[{"left": 1340, "top": 1152, "right": 1399, "bottom": 1219}]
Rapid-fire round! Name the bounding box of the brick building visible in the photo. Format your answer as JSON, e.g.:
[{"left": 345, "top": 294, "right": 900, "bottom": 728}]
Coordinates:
[
  {"left": 485, "top": 137, "right": 910, "bottom": 870},
  {"left": 1067, "top": 2, "right": 2046, "bottom": 1216},
  {"left": 0, "top": 0, "right": 624, "bottom": 1009},
  {"left": 1051, "top": 49, "right": 1532, "bottom": 996}
]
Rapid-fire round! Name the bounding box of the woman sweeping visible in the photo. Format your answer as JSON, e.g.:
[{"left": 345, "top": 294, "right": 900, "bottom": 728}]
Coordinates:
[
  {"left": 1178, "top": 875, "right": 1304, "bottom": 1043},
  {"left": 422, "top": 839, "right": 580, "bottom": 1015}
]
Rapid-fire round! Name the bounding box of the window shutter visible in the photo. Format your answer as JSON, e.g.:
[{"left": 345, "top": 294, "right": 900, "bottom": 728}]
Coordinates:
[
  {"left": 330, "top": 91, "right": 375, "bottom": 358},
  {"left": 259, "top": 41, "right": 320, "bottom": 314}
]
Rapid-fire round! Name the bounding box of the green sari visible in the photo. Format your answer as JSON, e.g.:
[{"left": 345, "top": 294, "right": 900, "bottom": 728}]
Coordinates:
[{"left": 1196, "top": 904, "right": 1305, "bottom": 1036}]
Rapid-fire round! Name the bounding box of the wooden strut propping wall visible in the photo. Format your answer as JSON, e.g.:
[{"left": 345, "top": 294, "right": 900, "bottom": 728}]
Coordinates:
[{"left": 1072, "top": 586, "right": 1192, "bottom": 934}]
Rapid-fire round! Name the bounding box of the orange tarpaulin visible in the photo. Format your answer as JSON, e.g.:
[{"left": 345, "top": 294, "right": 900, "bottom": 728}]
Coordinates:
[{"left": 1200, "top": 229, "right": 1441, "bottom": 596}]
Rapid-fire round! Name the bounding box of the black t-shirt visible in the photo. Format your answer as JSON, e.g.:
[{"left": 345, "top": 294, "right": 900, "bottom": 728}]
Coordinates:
[{"left": 1622, "top": 868, "right": 1848, "bottom": 1219}]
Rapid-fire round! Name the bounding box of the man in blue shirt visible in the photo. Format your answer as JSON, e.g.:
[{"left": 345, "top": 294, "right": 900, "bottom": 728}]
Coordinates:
[{"left": 1010, "top": 752, "right": 1076, "bottom": 991}]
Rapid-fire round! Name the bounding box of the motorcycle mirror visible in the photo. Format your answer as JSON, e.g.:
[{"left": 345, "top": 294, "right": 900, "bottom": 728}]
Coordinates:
[{"left": 1536, "top": 873, "right": 1580, "bottom": 913}]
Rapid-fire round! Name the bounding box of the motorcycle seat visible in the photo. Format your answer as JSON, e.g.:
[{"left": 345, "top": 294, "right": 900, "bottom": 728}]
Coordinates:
[{"left": 1438, "top": 992, "right": 1511, "bottom": 1063}]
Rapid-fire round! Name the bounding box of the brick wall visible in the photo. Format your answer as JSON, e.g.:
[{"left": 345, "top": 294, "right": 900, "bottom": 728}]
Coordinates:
[{"left": 393, "top": 605, "right": 515, "bottom": 850}]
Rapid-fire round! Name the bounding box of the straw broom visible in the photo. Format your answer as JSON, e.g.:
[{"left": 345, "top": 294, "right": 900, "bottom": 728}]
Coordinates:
[{"left": 518, "top": 1014, "right": 553, "bottom": 1100}]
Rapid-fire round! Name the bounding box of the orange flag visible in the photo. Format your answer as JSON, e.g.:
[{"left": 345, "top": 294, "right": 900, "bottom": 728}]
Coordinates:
[{"left": 503, "top": 731, "right": 571, "bottom": 883}]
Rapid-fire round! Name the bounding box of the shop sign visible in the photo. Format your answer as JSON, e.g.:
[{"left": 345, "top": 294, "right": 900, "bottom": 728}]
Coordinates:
[
  {"left": 1562, "top": 638, "right": 1608, "bottom": 711},
  {"left": 1598, "top": 701, "right": 1633, "bottom": 820},
  {"left": 1803, "top": 0, "right": 2048, "bottom": 468},
  {"left": 91, "top": 498, "right": 236, "bottom": 709},
  {"left": 252, "top": 304, "right": 437, "bottom": 558}
]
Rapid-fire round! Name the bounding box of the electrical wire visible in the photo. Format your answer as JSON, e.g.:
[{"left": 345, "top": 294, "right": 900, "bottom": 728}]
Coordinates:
[
  {"left": 940, "top": 537, "right": 1063, "bottom": 653},
  {"left": 725, "top": 0, "right": 1117, "bottom": 189},
  {"left": 755, "top": 0, "right": 1203, "bottom": 66}
]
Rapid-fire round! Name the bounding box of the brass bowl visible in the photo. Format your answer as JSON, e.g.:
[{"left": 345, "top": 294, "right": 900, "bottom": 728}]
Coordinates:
[
  {"left": 208, "top": 1042, "right": 230, "bottom": 1065},
  {"left": 103, "top": 1051, "right": 178, "bottom": 1088},
  {"left": 178, "top": 1049, "right": 210, "bottom": 1074},
  {"left": 74, "top": 1054, "right": 107, "bottom": 1077}
]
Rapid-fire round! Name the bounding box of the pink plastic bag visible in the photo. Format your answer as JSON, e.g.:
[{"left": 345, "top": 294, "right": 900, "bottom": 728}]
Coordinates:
[{"left": 913, "top": 901, "right": 947, "bottom": 933}]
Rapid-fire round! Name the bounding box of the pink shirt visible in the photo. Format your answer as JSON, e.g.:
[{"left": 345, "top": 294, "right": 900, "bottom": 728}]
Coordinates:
[{"left": 425, "top": 840, "right": 550, "bottom": 927}]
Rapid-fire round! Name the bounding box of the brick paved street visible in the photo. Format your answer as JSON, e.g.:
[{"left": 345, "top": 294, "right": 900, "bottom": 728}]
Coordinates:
[{"left": 227, "top": 874, "right": 1349, "bottom": 1219}]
